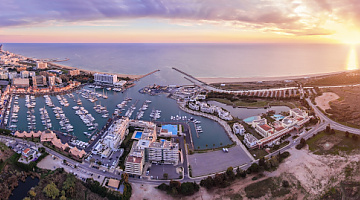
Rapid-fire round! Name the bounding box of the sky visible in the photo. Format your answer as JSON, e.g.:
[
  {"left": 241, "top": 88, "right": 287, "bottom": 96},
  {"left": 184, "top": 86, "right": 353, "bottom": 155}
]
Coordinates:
[{"left": 1, "top": 0, "right": 360, "bottom": 43}]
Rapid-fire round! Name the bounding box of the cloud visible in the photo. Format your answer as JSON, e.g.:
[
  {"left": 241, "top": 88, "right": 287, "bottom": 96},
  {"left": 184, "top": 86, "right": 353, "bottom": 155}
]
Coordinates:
[{"left": 0, "top": 0, "right": 358, "bottom": 36}]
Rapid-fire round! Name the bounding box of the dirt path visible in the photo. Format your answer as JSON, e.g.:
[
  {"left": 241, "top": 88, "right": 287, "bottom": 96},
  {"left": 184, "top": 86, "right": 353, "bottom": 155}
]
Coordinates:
[{"left": 315, "top": 92, "right": 339, "bottom": 111}]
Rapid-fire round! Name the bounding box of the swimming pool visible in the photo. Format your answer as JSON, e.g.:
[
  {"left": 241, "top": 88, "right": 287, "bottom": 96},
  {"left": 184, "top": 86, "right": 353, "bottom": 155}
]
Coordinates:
[
  {"left": 272, "top": 114, "right": 285, "bottom": 121},
  {"left": 161, "top": 124, "right": 178, "bottom": 135},
  {"left": 134, "top": 131, "right": 143, "bottom": 139},
  {"left": 243, "top": 116, "right": 261, "bottom": 124}
]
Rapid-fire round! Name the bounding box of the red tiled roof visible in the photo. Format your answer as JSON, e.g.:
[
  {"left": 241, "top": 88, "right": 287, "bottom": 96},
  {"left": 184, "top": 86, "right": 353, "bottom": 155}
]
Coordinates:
[
  {"left": 260, "top": 124, "right": 272, "bottom": 131},
  {"left": 275, "top": 126, "right": 285, "bottom": 131},
  {"left": 23, "top": 148, "right": 30, "bottom": 154}
]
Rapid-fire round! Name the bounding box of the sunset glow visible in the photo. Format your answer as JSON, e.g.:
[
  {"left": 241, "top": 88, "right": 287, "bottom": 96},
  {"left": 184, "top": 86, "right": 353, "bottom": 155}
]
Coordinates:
[
  {"left": 1, "top": 0, "right": 360, "bottom": 43},
  {"left": 347, "top": 46, "right": 359, "bottom": 70}
]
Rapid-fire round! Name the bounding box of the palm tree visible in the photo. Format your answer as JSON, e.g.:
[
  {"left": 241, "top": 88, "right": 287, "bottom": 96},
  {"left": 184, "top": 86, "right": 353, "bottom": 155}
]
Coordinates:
[
  {"left": 213, "top": 144, "right": 215, "bottom": 149},
  {"left": 205, "top": 144, "right": 208, "bottom": 149},
  {"left": 197, "top": 146, "right": 200, "bottom": 150},
  {"left": 220, "top": 142, "right": 223, "bottom": 146}
]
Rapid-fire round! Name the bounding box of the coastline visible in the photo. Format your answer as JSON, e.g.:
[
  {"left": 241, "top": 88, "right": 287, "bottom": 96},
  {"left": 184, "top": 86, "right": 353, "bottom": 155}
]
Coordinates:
[
  {"left": 49, "top": 62, "right": 143, "bottom": 79},
  {"left": 196, "top": 70, "right": 349, "bottom": 84}
]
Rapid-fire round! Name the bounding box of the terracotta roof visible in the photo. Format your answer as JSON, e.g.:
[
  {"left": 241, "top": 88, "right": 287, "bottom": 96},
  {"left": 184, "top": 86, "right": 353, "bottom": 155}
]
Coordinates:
[
  {"left": 23, "top": 148, "right": 30, "bottom": 154},
  {"left": 275, "top": 126, "right": 285, "bottom": 131},
  {"left": 69, "top": 147, "right": 86, "bottom": 158},
  {"left": 259, "top": 124, "right": 272, "bottom": 131}
]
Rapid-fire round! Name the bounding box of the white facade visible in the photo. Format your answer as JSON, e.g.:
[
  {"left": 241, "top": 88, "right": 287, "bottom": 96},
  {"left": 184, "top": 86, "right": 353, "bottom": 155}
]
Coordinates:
[
  {"left": 20, "top": 71, "right": 29, "bottom": 78},
  {"left": 233, "top": 123, "right": 245, "bottom": 135},
  {"left": 124, "top": 152, "right": 144, "bottom": 176},
  {"left": 148, "top": 140, "right": 179, "bottom": 165},
  {"left": 8, "top": 72, "right": 18, "bottom": 80},
  {"left": 48, "top": 76, "right": 56, "bottom": 86},
  {"left": 94, "top": 73, "right": 118, "bottom": 84},
  {"left": 36, "top": 61, "right": 47, "bottom": 69},
  {"left": 244, "top": 133, "right": 258, "bottom": 148}
]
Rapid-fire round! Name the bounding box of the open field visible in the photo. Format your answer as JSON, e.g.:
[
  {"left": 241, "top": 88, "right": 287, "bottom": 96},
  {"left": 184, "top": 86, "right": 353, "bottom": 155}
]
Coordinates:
[
  {"left": 208, "top": 98, "right": 298, "bottom": 109},
  {"left": 324, "top": 86, "right": 360, "bottom": 127},
  {"left": 307, "top": 130, "right": 360, "bottom": 155},
  {"left": 315, "top": 92, "right": 339, "bottom": 111}
]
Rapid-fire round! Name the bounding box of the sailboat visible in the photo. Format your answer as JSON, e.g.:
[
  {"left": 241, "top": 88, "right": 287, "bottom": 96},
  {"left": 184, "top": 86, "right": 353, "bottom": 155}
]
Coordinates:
[{"left": 103, "top": 89, "right": 108, "bottom": 99}]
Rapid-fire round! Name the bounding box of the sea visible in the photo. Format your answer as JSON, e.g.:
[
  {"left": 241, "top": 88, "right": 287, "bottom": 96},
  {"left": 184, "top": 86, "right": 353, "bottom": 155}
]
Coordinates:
[
  {"left": 3, "top": 43, "right": 358, "bottom": 81},
  {"left": 3, "top": 43, "right": 357, "bottom": 149}
]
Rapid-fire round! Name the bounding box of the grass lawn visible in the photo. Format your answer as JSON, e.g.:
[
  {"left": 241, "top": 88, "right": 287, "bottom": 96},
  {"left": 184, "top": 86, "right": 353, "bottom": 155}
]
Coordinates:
[{"left": 307, "top": 130, "right": 360, "bottom": 155}]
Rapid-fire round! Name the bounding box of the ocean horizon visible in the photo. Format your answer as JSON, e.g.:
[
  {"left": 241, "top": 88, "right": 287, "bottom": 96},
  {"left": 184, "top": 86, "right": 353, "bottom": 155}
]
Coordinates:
[{"left": 3, "top": 43, "right": 358, "bottom": 84}]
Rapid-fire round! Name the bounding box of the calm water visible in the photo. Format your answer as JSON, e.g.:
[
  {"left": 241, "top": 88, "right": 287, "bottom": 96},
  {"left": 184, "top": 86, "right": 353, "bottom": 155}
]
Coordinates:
[
  {"left": 11, "top": 72, "right": 233, "bottom": 149},
  {"left": 5, "top": 43, "right": 353, "bottom": 149},
  {"left": 3, "top": 43, "right": 358, "bottom": 79},
  {"left": 9, "top": 176, "right": 39, "bottom": 200}
]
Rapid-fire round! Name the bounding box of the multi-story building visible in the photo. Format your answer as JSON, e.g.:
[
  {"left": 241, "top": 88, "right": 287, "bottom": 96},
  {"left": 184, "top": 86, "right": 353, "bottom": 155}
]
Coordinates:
[
  {"left": 148, "top": 140, "right": 179, "bottom": 165},
  {"left": 48, "top": 76, "right": 56, "bottom": 86},
  {"left": 12, "top": 78, "right": 29, "bottom": 88},
  {"left": 36, "top": 61, "right": 47, "bottom": 69},
  {"left": 233, "top": 123, "right": 245, "bottom": 135},
  {"left": 32, "top": 75, "right": 47, "bottom": 87},
  {"left": 0, "top": 72, "right": 8, "bottom": 79},
  {"left": 252, "top": 118, "right": 274, "bottom": 138},
  {"left": 94, "top": 73, "right": 118, "bottom": 84},
  {"left": 8, "top": 72, "right": 18, "bottom": 80},
  {"left": 69, "top": 69, "right": 80, "bottom": 76},
  {"left": 20, "top": 70, "right": 30, "bottom": 78},
  {"left": 124, "top": 151, "right": 144, "bottom": 176},
  {"left": 243, "top": 133, "right": 259, "bottom": 148}
]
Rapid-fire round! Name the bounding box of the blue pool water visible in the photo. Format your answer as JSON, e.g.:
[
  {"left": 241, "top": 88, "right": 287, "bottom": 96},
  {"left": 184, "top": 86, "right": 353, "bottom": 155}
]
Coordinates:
[
  {"left": 243, "top": 116, "right": 261, "bottom": 124},
  {"left": 272, "top": 114, "right": 285, "bottom": 121},
  {"left": 134, "top": 131, "right": 143, "bottom": 139},
  {"left": 161, "top": 124, "right": 178, "bottom": 135}
]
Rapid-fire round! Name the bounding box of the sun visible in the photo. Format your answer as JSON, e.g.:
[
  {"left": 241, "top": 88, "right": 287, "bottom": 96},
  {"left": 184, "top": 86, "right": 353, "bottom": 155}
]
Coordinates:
[{"left": 336, "top": 29, "right": 360, "bottom": 44}]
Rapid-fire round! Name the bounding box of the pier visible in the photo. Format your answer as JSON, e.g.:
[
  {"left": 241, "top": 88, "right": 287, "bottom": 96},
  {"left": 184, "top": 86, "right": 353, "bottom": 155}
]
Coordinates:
[
  {"left": 172, "top": 67, "right": 208, "bottom": 85},
  {"left": 137, "top": 69, "right": 160, "bottom": 80}
]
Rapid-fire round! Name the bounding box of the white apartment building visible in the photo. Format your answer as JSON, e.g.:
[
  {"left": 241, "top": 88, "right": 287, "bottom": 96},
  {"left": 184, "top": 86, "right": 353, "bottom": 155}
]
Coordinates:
[
  {"left": 8, "top": 72, "right": 18, "bottom": 80},
  {"left": 94, "top": 73, "right": 118, "bottom": 84},
  {"left": 0, "top": 72, "right": 8, "bottom": 80},
  {"left": 233, "top": 123, "right": 245, "bottom": 135},
  {"left": 48, "top": 76, "right": 56, "bottom": 86},
  {"left": 20, "top": 70, "right": 30, "bottom": 78},
  {"left": 244, "top": 133, "right": 258, "bottom": 148},
  {"left": 148, "top": 140, "right": 179, "bottom": 165},
  {"left": 124, "top": 151, "right": 144, "bottom": 176},
  {"left": 36, "top": 61, "right": 47, "bottom": 69}
]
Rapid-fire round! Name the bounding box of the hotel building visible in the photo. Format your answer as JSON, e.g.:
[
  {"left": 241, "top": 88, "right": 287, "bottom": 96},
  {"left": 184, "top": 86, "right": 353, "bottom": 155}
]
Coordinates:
[{"left": 94, "top": 73, "right": 118, "bottom": 84}]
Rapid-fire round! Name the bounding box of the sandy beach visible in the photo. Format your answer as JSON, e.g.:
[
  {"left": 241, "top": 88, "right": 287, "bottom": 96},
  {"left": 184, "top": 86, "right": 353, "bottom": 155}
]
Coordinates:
[
  {"left": 49, "top": 62, "right": 143, "bottom": 79},
  {"left": 196, "top": 71, "right": 347, "bottom": 84}
]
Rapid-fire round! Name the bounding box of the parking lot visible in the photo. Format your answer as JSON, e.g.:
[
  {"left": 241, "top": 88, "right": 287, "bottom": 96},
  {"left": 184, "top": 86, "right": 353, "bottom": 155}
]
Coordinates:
[
  {"left": 87, "top": 149, "right": 123, "bottom": 169},
  {"left": 188, "top": 146, "right": 253, "bottom": 177},
  {"left": 147, "top": 164, "right": 181, "bottom": 180}
]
